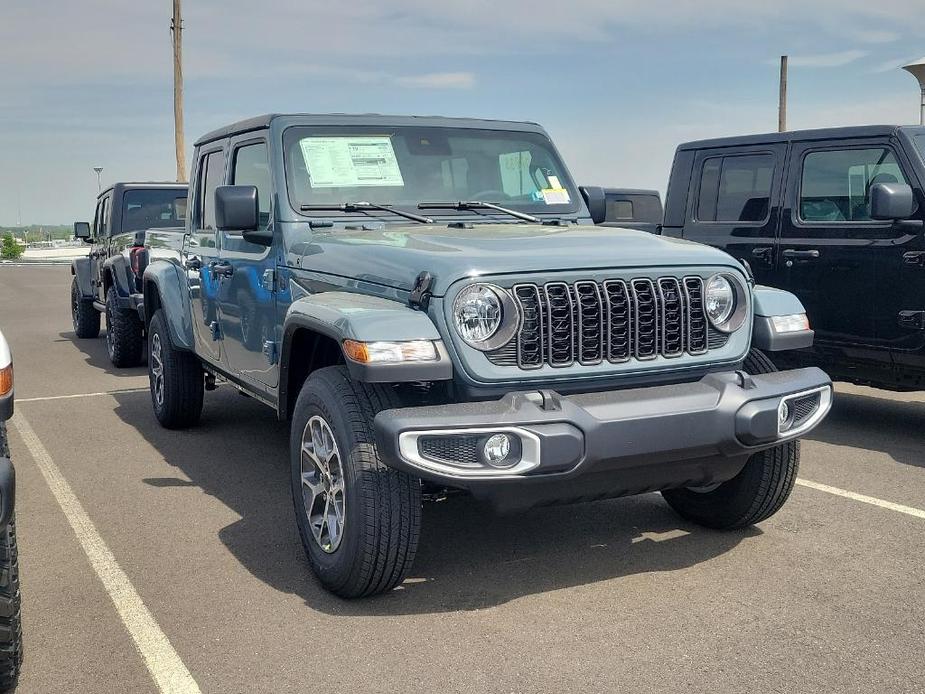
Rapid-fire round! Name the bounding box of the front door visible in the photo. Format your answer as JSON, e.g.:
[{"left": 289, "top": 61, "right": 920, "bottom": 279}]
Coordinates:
[
  {"left": 184, "top": 146, "right": 225, "bottom": 364},
  {"left": 780, "top": 140, "right": 912, "bottom": 350},
  {"left": 91, "top": 192, "right": 112, "bottom": 302},
  {"left": 681, "top": 145, "right": 786, "bottom": 287},
  {"left": 217, "top": 138, "right": 278, "bottom": 387}
]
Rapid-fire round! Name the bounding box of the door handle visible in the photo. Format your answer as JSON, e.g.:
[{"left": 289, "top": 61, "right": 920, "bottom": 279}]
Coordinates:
[
  {"left": 751, "top": 246, "right": 773, "bottom": 263},
  {"left": 185, "top": 256, "right": 202, "bottom": 271},
  {"left": 781, "top": 249, "right": 820, "bottom": 259},
  {"left": 210, "top": 261, "right": 234, "bottom": 278}
]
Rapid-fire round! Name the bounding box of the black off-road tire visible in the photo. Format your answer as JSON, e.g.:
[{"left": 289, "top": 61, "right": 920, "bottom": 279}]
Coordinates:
[
  {"left": 0, "top": 425, "right": 22, "bottom": 692},
  {"left": 148, "top": 309, "right": 204, "bottom": 429},
  {"left": 105, "top": 286, "right": 144, "bottom": 368},
  {"left": 661, "top": 348, "right": 799, "bottom": 529},
  {"left": 71, "top": 277, "right": 100, "bottom": 339},
  {"left": 290, "top": 366, "right": 422, "bottom": 598}
]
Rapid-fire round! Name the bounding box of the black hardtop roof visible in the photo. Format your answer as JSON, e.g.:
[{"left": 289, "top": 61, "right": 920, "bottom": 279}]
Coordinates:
[
  {"left": 194, "top": 113, "right": 546, "bottom": 146},
  {"left": 97, "top": 181, "right": 188, "bottom": 200},
  {"left": 677, "top": 124, "right": 914, "bottom": 151}
]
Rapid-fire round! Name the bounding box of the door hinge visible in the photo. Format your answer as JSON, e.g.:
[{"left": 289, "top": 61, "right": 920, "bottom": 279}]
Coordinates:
[
  {"left": 409, "top": 271, "right": 434, "bottom": 310},
  {"left": 262, "top": 340, "right": 279, "bottom": 365},
  {"left": 261, "top": 269, "right": 277, "bottom": 292},
  {"left": 898, "top": 311, "right": 925, "bottom": 330},
  {"left": 902, "top": 251, "right": 925, "bottom": 268}
]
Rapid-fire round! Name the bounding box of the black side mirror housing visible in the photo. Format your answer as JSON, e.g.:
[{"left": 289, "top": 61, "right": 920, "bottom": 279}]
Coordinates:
[
  {"left": 74, "top": 222, "right": 91, "bottom": 242},
  {"left": 215, "top": 185, "right": 259, "bottom": 232},
  {"left": 579, "top": 186, "right": 607, "bottom": 225},
  {"left": 870, "top": 182, "right": 915, "bottom": 221}
]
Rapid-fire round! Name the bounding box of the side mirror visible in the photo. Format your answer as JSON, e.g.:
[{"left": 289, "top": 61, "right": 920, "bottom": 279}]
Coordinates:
[
  {"left": 870, "top": 182, "right": 915, "bottom": 221},
  {"left": 579, "top": 186, "right": 607, "bottom": 225},
  {"left": 215, "top": 185, "right": 259, "bottom": 231},
  {"left": 74, "top": 222, "right": 91, "bottom": 241}
]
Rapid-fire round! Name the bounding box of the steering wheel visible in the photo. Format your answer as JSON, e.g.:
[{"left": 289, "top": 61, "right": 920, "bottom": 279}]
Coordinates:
[{"left": 470, "top": 190, "right": 510, "bottom": 200}]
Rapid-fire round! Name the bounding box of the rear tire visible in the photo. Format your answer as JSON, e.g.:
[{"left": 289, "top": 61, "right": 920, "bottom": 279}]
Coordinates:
[
  {"left": 661, "top": 348, "right": 799, "bottom": 529},
  {"left": 105, "top": 286, "right": 144, "bottom": 367},
  {"left": 290, "top": 366, "right": 422, "bottom": 598},
  {"left": 71, "top": 277, "right": 100, "bottom": 339},
  {"left": 148, "top": 309, "right": 204, "bottom": 429}
]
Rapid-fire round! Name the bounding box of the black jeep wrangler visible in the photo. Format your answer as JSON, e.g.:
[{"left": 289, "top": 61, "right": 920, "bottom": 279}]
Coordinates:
[
  {"left": 71, "top": 182, "right": 188, "bottom": 367},
  {"left": 0, "top": 330, "right": 21, "bottom": 690},
  {"left": 663, "top": 125, "right": 925, "bottom": 391}
]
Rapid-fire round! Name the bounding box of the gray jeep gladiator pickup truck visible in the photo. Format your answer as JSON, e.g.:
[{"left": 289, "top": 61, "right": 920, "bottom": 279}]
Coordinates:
[
  {"left": 0, "top": 330, "right": 22, "bottom": 689},
  {"left": 72, "top": 182, "right": 188, "bottom": 367},
  {"left": 142, "top": 113, "right": 833, "bottom": 598}
]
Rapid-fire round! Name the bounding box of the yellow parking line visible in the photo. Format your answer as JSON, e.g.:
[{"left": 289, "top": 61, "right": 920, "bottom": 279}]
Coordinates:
[
  {"left": 796, "top": 478, "right": 925, "bottom": 520},
  {"left": 10, "top": 411, "right": 201, "bottom": 694}
]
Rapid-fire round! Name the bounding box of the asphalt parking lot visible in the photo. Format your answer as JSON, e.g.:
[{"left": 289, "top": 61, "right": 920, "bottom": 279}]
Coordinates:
[{"left": 1, "top": 264, "right": 923, "bottom": 693}]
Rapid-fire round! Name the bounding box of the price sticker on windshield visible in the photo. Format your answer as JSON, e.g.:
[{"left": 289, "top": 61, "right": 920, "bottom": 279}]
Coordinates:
[
  {"left": 541, "top": 188, "right": 570, "bottom": 204},
  {"left": 300, "top": 136, "right": 405, "bottom": 188}
]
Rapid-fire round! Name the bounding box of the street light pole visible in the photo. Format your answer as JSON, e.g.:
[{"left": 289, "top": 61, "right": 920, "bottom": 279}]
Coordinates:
[
  {"left": 901, "top": 58, "right": 925, "bottom": 126},
  {"left": 93, "top": 167, "right": 103, "bottom": 193},
  {"left": 171, "top": 0, "right": 187, "bottom": 182},
  {"left": 778, "top": 55, "right": 788, "bottom": 133}
]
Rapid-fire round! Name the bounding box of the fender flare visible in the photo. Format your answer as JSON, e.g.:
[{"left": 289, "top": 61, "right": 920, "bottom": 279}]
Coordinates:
[
  {"left": 751, "top": 285, "right": 814, "bottom": 351},
  {"left": 278, "top": 292, "right": 452, "bottom": 418},
  {"left": 101, "top": 255, "right": 136, "bottom": 301},
  {"left": 142, "top": 262, "right": 195, "bottom": 351},
  {"left": 70, "top": 257, "right": 94, "bottom": 299}
]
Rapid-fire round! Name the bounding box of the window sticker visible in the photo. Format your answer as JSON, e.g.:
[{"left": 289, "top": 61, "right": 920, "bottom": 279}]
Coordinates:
[
  {"left": 541, "top": 188, "right": 570, "bottom": 204},
  {"left": 300, "top": 136, "right": 405, "bottom": 188}
]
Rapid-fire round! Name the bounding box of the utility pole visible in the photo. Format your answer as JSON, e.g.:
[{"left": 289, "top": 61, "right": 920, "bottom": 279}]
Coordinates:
[
  {"left": 778, "top": 55, "right": 788, "bottom": 133},
  {"left": 171, "top": 0, "right": 187, "bottom": 182}
]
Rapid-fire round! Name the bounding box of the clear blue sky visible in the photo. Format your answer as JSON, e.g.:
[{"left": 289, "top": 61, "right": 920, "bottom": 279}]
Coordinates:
[{"left": 1, "top": 0, "right": 923, "bottom": 225}]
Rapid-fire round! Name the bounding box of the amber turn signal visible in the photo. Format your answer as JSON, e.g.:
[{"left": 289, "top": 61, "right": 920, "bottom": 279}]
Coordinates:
[
  {"left": 342, "top": 339, "right": 438, "bottom": 364},
  {"left": 0, "top": 364, "right": 12, "bottom": 398}
]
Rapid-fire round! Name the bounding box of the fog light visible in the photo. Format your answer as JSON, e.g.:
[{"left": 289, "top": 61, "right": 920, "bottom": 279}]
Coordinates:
[
  {"left": 778, "top": 400, "right": 793, "bottom": 431},
  {"left": 483, "top": 433, "right": 512, "bottom": 466}
]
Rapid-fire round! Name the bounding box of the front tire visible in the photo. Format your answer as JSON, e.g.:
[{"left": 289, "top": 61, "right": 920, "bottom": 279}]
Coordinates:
[
  {"left": 0, "top": 425, "right": 22, "bottom": 692},
  {"left": 71, "top": 278, "right": 100, "bottom": 339},
  {"left": 290, "top": 367, "right": 421, "bottom": 598},
  {"left": 148, "top": 309, "right": 204, "bottom": 429},
  {"left": 661, "top": 348, "right": 799, "bottom": 529},
  {"left": 105, "top": 286, "right": 144, "bottom": 367}
]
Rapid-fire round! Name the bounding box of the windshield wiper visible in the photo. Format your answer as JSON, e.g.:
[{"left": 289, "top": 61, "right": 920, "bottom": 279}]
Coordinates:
[
  {"left": 417, "top": 200, "right": 542, "bottom": 224},
  {"left": 300, "top": 202, "right": 434, "bottom": 224}
]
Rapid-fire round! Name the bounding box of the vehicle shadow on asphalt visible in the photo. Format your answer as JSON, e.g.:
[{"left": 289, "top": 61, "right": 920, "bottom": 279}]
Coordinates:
[
  {"left": 805, "top": 390, "right": 925, "bottom": 469},
  {"left": 57, "top": 330, "right": 147, "bottom": 377},
  {"left": 112, "top": 388, "right": 759, "bottom": 615}
]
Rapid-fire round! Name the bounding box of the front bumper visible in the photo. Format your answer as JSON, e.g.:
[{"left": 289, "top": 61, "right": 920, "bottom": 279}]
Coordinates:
[{"left": 375, "top": 367, "right": 832, "bottom": 511}]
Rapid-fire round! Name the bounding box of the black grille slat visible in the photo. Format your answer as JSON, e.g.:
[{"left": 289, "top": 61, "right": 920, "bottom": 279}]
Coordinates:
[
  {"left": 419, "top": 435, "right": 481, "bottom": 467},
  {"left": 658, "top": 278, "right": 685, "bottom": 357},
  {"left": 603, "top": 280, "right": 632, "bottom": 362},
  {"left": 491, "top": 274, "right": 733, "bottom": 369},
  {"left": 545, "top": 282, "right": 575, "bottom": 367}
]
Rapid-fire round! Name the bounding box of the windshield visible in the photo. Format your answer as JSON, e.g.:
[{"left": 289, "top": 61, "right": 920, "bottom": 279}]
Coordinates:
[
  {"left": 121, "top": 189, "right": 187, "bottom": 233},
  {"left": 913, "top": 133, "right": 925, "bottom": 162},
  {"left": 283, "top": 125, "right": 580, "bottom": 217}
]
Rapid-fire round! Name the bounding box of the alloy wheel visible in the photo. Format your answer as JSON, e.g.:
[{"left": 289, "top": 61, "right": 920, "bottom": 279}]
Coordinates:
[
  {"left": 300, "top": 415, "right": 346, "bottom": 553},
  {"left": 150, "top": 333, "right": 165, "bottom": 408}
]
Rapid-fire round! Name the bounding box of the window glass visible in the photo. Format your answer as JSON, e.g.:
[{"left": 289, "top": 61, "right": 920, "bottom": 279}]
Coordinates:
[
  {"left": 284, "top": 126, "right": 579, "bottom": 215},
  {"left": 232, "top": 142, "right": 271, "bottom": 226},
  {"left": 121, "top": 190, "right": 187, "bottom": 233},
  {"left": 92, "top": 200, "right": 103, "bottom": 236},
  {"left": 698, "top": 154, "right": 773, "bottom": 223},
  {"left": 800, "top": 148, "right": 908, "bottom": 222},
  {"left": 200, "top": 151, "right": 225, "bottom": 230},
  {"left": 102, "top": 195, "right": 112, "bottom": 236},
  {"left": 913, "top": 134, "right": 925, "bottom": 161}
]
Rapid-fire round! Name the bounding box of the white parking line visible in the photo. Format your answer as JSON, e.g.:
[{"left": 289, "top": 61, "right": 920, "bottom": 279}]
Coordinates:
[
  {"left": 796, "top": 478, "right": 925, "bottom": 520},
  {"left": 16, "top": 388, "right": 148, "bottom": 404},
  {"left": 10, "top": 412, "right": 202, "bottom": 694}
]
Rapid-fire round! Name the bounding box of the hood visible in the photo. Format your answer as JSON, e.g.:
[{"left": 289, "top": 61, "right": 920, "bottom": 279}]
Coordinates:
[{"left": 289, "top": 223, "right": 740, "bottom": 295}]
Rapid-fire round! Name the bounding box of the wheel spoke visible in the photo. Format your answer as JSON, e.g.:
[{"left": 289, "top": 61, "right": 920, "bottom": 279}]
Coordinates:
[{"left": 299, "top": 415, "right": 347, "bottom": 553}]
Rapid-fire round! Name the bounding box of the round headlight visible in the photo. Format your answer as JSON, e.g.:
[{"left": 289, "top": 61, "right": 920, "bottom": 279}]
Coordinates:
[
  {"left": 452, "top": 283, "right": 519, "bottom": 350},
  {"left": 704, "top": 274, "right": 747, "bottom": 332}
]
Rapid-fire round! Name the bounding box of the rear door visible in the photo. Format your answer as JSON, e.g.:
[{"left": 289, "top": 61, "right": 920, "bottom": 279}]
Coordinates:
[
  {"left": 680, "top": 145, "right": 786, "bottom": 286},
  {"left": 218, "top": 136, "right": 278, "bottom": 388},
  {"left": 780, "top": 139, "right": 913, "bottom": 349},
  {"left": 184, "top": 146, "right": 225, "bottom": 364}
]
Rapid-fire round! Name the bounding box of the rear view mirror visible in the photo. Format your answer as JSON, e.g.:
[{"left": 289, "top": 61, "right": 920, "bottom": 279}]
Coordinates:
[
  {"left": 870, "top": 182, "right": 915, "bottom": 221},
  {"left": 74, "top": 222, "right": 91, "bottom": 240},
  {"left": 579, "top": 186, "right": 607, "bottom": 225}
]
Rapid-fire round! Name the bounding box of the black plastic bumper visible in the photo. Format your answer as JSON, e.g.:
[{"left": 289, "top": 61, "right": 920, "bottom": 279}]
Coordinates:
[
  {"left": 0, "top": 455, "right": 13, "bottom": 529},
  {"left": 374, "top": 367, "right": 832, "bottom": 511}
]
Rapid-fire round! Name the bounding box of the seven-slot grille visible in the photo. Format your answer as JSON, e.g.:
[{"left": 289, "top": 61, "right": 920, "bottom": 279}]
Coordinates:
[{"left": 500, "top": 276, "right": 715, "bottom": 370}]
